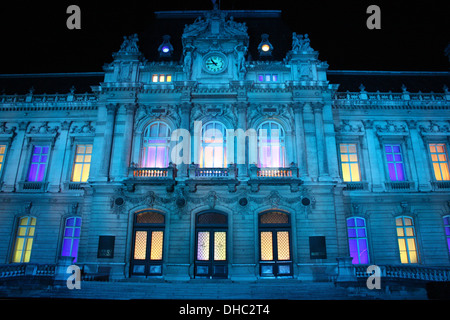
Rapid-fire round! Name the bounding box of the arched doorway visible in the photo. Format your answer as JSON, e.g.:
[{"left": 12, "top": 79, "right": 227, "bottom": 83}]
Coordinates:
[
  {"left": 194, "top": 211, "right": 228, "bottom": 279},
  {"left": 130, "top": 210, "right": 165, "bottom": 277},
  {"left": 259, "top": 210, "right": 293, "bottom": 278}
]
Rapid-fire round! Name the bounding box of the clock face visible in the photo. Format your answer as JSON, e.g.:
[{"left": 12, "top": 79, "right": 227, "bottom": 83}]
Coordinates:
[{"left": 204, "top": 55, "right": 226, "bottom": 73}]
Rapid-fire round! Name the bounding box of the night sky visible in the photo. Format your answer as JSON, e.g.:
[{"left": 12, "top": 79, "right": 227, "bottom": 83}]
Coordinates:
[{"left": 0, "top": 0, "right": 448, "bottom": 74}]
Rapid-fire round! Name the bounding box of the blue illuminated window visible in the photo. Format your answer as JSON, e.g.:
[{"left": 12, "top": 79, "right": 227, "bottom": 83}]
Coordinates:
[
  {"left": 347, "top": 217, "right": 369, "bottom": 264},
  {"left": 27, "top": 146, "right": 49, "bottom": 182},
  {"left": 61, "top": 217, "right": 82, "bottom": 263},
  {"left": 385, "top": 144, "right": 406, "bottom": 181},
  {"left": 444, "top": 215, "right": 450, "bottom": 256}
]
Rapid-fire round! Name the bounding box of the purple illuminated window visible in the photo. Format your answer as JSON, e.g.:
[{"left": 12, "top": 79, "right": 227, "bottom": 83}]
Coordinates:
[
  {"left": 141, "top": 122, "right": 171, "bottom": 168},
  {"left": 61, "top": 217, "right": 82, "bottom": 262},
  {"left": 385, "top": 144, "right": 406, "bottom": 181},
  {"left": 347, "top": 217, "right": 369, "bottom": 264},
  {"left": 258, "top": 121, "right": 286, "bottom": 168},
  {"left": 27, "top": 146, "right": 49, "bottom": 182},
  {"left": 444, "top": 216, "right": 450, "bottom": 255}
]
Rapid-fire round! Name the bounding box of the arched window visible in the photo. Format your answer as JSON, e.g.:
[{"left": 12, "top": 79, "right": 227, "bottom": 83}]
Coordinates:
[
  {"left": 131, "top": 211, "right": 165, "bottom": 276},
  {"left": 259, "top": 210, "right": 292, "bottom": 277},
  {"left": 257, "top": 121, "right": 286, "bottom": 168},
  {"left": 140, "top": 122, "right": 171, "bottom": 168},
  {"left": 346, "top": 217, "right": 369, "bottom": 264},
  {"left": 12, "top": 216, "right": 36, "bottom": 263},
  {"left": 61, "top": 216, "right": 82, "bottom": 263},
  {"left": 200, "top": 121, "right": 227, "bottom": 168},
  {"left": 396, "top": 216, "right": 419, "bottom": 264}
]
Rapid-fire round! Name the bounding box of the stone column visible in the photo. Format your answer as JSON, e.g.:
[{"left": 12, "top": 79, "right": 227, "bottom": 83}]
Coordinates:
[
  {"left": 322, "top": 102, "right": 340, "bottom": 180},
  {"left": 363, "top": 120, "right": 385, "bottom": 192},
  {"left": 313, "top": 102, "right": 329, "bottom": 180},
  {"left": 236, "top": 102, "right": 248, "bottom": 178},
  {"left": 117, "top": 103, "right": 136, "bottom": 180},
  {"left": 293, "top": 103, "right": 308, "bottom": 178},
  {"left": 1, "top": 122, "right": 27, "bottom": 192},
  {"left": 47, "top": 121, "right": 70, "bottom": 192},
  {"left": 407, "top": 120, "right": 432, "bottom": 191},
  {"left": 177, "top": 103, "right": 191, "bottom": 179},
  {"left": 97, "top": 103, "right": 118, "bottom": 182},
  {"left": 303, "top": 103, "right": 318, "bottom": 178}
]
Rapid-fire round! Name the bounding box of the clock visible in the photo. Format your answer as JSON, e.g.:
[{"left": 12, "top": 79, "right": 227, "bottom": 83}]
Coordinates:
[{"left": 203, "top": 54, "right": 227, "bottom": 73}]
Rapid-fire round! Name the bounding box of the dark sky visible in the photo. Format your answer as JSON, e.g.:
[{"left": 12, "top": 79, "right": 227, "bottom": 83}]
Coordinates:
[{"left": 0, "top": 0, "right": 448, "bottom": 74}]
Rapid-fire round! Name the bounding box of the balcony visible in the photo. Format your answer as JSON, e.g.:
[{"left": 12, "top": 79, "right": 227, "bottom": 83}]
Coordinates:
[
  {"left": 125, "top": 164, "right": 175, "bottom": 192},
  {"left": 186, "top": 164, "right": 238, "bottom": 192},
  {"left": 384, "top": 181, "right": 415, "bottom": 191},
  {"left": 431, "top": 181, "right": 450, "bottom": 191},
  {"left": 248, "top": 163, "right": 302, "bottom": 192},
  {"left": 342, "top": 181, "right": 368, "bottom": 191},
  {"left": 17, "top": 181, "right": 48, "bottom": 192}
]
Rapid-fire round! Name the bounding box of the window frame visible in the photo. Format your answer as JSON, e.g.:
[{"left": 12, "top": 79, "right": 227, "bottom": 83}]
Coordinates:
[
  {"left": 61, "top": 216, "right": 82, "bottom": 263},
  {"left": 346, "top": 217, "right": 370, "bottom": 264},
  {"left": 383, "top": 143, "right": 408, "bottom": 181},
  {"left": 26, "top": 145, "right": 51, "bottom": 182},
  {"left": 11, "top": 216, "right": 37, "bottom": 263},
  {"left": 395, "top": 216, "right": 419, "bottom": 264},
  {"left": 257, "top": 120, "right": 286, "bottom": 168},
  {"left": 338, "top": 143, "right": 362, "bottom": 182},
  {"left": 199, "top": 121, "right": 227, "bottom": 169},
  {"left": 428, "top": 142, "right": 450, "bottom": 181},
  {"left": 140, "top": 121, "right": 172, "bottom": 168}
]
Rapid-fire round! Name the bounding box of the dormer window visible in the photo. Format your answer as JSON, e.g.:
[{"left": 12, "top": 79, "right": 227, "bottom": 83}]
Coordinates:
[
  {"left": 151, "top": 74, "right": 172, "bottom": 83},
  {"left": 258, "top": 74, "right": 278, "bottom": 82}
]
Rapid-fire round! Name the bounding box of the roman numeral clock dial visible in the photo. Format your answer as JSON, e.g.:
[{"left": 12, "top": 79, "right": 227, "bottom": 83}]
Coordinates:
[{"left": 203, "top": 54, "right": 226, "bottom": 73}]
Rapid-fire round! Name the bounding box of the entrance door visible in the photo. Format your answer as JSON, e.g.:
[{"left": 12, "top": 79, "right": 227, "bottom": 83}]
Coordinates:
[
  {"left": 130, "top": 211, "right": 165, "bottom": 277},
  {"left": 259, "top": 211, "right": 293, "bottom": 277},
  {"left": 195, "top": 212, "right": 228, "bottom": 278}
]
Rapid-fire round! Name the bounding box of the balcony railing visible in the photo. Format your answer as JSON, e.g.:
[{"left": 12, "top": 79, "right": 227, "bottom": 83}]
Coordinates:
[
  {"left": 188, "top": 164, "right": 236, "bottom": 179},
  {"left": 249, "top": 164, "right": 299, "bottom": 179},
  {"left": 18, "top": 181, "right": 48, "bottom": 192},
  {"left": 385, "top": 181, "right": 415, "bottom": 191},
  {"left": 130, "top": 166, "right": 174, "bottom": 179},
  {"left": 431, "top": 181, "right": 450, "bottom": 191},
  {"left": 355, "top": 264, "right": 450, "bottom": 282}
]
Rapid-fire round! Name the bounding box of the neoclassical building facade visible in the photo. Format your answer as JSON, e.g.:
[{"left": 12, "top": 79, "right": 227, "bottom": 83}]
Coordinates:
[{"left": 0, "top": 9, "right": 449, "bottom": 282}]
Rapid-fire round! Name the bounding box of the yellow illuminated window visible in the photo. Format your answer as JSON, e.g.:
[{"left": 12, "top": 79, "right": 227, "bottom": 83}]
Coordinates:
[
  {"left": 277, "top": 231, "right": 290, "bottom": 260},
  {"left": 151, "top": 74, "right": 172, "bottom": 83},
  {"left": 71, "top": 144, "right": 92, "bottom": 182},
  {"left": 0, "top": 144, "right": 6, "bottom": 175},
  {"left": 340, "top": 143, "right": 361, "bottom": 182},
  {"left": 150, "top": 231, "right": 163, "bottom": 260},
  {"left": 12, "top": 216, "right": 36, "bottom": 263},
  {"left": 429, "top": 143, "right": 450, "bottom": 181},
  {"left": 260, "top": 231, "right": 273, "bottom": 261},
  {"left": 214, "top": 232, "right": 226, "bottom": 261},
  {"left": 396, "top": 217, "right": 418, "bottom": 264}
]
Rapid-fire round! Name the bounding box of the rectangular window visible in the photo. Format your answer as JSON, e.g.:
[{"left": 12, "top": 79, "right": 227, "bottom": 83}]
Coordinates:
[
  {"left": 71, "top": 144, "right": 92, "bottom": 182},
  {"left": 444, "top": 216, "right": 450, "bottom": 256},
  {"left": 429, "top": 143, "right": 450, "bottom": 181},
  {"left": 12, "top": 217, "right": 36, "bottom": 263},
  {"left": 257, "top": 74, "right": 279, "bottom": 82},
  {"left": 151, "top": 74, "right": 172, "bottom": 83},
  {"left": 0, "top": 144, "right": 6, "bottom": 176},
  {"left": 339, "top": 143, "right": 360, "bottom": 182},
  {"left": 61, "top": 217, "right": 82, "bottom": 263},
  {"left": 347, "top": 217, "right": 369, "bottom": 264},
  {"left": 27, "top": 146, "right": 49, "bottom": 182},
  {"left": 385, "top": 144, "right": 406, "bottom": 181}
]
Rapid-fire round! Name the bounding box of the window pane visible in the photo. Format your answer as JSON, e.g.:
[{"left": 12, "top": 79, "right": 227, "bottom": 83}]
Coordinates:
[
  {"left": 342, "top": 163, "right": 351, "bottom": 182},
  {"left": 358, "top": 239, "right": 369, "bottom": 264},
  {"left": 350, "top": 163, "right": 360, "bottom": 181},
  {"left": 197, "top": 232, "right": 210, "bottom": 261},
  {"left": 441, "top": 163, "right": 450, "bottom": 180},
  {"left": 134, "top": 231, "right": 147, "bottom": 260},
  {"left": 277, "top": 231, "right": 290, "bottom": 261},
  {"left": 214, "top": 232, "right": 226, "bottom": 261},
  {"left": 150, "top": 231, "right": 163, "bottom": 260},
  {"left": 260, "top": 231, "right": 273, "bottom": 261}
]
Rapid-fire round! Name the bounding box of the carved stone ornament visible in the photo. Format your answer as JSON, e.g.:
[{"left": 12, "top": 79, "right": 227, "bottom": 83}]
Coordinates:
[
  {"left": 27, "top": 122, "right": 59, "bottom": 136},
  {"left": 335, "top": 120, "right": 363, "bottom": 135},
  {"left": 376, "top": 121, "right": 408, "bottom": 136},
  {"left": 419, "top": 121, "right": 450, "bottom": 135}
]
